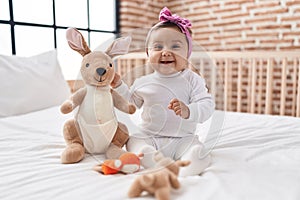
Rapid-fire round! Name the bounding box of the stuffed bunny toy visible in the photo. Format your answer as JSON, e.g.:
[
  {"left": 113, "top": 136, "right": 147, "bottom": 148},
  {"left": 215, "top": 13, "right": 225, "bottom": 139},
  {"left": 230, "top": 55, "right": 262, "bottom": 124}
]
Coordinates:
[
  {"left": 60, "top": 27, "right": 136, "bottom": 164},
  {"left": 128, "top": 152, "right": 190, "bottom": 200}
]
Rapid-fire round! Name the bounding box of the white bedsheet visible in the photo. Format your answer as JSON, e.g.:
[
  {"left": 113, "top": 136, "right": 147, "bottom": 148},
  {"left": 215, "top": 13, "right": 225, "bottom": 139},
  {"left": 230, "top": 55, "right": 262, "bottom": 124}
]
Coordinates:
[{"left": 1, "top": 106, "right": 300, "bottom": 200}]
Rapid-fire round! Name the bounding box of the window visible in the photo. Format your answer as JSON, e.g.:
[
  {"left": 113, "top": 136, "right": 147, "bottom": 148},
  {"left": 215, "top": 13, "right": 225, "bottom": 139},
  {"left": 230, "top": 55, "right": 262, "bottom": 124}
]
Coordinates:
[{"left": 0, "top": 0, "right": 119, "bottom": 79}]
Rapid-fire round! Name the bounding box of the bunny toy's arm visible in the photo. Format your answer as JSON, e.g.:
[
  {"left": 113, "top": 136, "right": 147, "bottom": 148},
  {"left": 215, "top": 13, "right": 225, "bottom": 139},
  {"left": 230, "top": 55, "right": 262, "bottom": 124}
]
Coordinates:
[
  {"left": 60, "top": 87, "right": 87, "bottom": 114},
  {"left": 111, "top": 89, "right": 136, "bottom": 114}
]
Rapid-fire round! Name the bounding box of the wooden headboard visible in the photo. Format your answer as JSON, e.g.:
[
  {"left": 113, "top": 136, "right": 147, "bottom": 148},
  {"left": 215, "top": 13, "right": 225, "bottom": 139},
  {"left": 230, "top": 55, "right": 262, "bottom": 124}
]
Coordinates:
[{"left": 115, "top": 51, "right": 300, "bottom": 117}]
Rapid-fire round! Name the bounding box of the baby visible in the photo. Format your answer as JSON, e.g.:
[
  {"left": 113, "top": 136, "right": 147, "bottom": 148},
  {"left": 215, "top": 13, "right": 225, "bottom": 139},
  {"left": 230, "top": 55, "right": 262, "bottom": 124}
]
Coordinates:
[{"left": 112, "top": 7, "right": 215, "bottom": 176}]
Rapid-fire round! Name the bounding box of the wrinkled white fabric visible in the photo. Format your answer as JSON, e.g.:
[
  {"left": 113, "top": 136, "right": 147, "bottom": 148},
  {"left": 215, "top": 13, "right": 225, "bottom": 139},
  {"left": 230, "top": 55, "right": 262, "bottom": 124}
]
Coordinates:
[{"left": 1, "top": 106, "right": 300, "bottom": 200}]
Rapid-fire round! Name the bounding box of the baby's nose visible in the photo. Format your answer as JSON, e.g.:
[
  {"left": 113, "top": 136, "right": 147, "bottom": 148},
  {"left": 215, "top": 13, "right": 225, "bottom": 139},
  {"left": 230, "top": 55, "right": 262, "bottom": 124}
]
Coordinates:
[{"left": 162, "top": 50, "right": 172, "bottom": 56}]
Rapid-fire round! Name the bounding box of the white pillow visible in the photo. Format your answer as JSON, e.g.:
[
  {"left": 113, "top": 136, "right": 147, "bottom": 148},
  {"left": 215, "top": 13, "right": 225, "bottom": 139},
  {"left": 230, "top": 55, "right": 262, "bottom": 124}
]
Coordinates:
[{"left": 0, "top": 50, "right": 71, "bottom": 117}]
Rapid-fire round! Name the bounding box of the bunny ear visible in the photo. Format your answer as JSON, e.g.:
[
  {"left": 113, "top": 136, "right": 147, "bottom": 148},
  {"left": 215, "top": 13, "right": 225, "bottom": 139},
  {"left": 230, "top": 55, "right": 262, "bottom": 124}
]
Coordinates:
[
  {"left": 105, "top": 36, "right": 131, "bottom": 58},
  {"left": 66, "top": 28, "right": 91, "bottom": 56}
]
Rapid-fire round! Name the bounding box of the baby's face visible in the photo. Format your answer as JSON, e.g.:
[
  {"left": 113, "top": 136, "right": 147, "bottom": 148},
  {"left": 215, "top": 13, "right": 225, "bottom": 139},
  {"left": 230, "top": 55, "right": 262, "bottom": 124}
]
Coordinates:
[{"left": 147, "top": 27, "right": 189, "bottom": 75}]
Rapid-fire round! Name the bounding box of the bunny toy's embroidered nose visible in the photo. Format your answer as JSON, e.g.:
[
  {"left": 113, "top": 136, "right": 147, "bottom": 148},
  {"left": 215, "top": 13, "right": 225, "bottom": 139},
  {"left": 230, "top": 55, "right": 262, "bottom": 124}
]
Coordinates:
[{"left": 96, "top": 68, "right": 106, "bottom": 76}]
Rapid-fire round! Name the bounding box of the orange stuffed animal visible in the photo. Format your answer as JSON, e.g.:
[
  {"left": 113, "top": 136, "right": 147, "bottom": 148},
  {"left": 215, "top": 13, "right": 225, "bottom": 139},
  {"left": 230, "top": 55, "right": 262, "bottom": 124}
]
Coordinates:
[
  {"left": 127, "top": 152, "right": 190, "bottom": 200},
  {"left": 93, "top": 152, "right": 143, "bottom": 175}
]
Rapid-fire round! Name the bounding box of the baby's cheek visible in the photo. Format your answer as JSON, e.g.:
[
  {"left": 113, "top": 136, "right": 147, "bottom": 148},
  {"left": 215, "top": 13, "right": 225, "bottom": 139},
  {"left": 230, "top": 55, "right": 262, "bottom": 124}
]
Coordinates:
[{"left": 175, "top": 58, "right": 189, "bottom": 70}]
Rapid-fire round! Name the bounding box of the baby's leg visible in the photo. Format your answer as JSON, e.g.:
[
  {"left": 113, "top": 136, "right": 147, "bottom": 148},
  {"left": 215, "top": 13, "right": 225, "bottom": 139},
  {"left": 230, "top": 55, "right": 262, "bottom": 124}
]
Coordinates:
[
  {"left": 127, "top": 135, "right": 158, "bottom": 169},
  {"left": 178, "top": 142, "right": 211, "bottom": 177}
]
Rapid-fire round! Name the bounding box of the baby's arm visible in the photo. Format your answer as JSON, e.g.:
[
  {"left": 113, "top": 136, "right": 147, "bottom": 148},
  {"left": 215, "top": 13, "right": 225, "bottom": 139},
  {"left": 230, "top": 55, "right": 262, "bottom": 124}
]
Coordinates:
[
  {"left": 168, "top": 98, "right": 190, "bottom": 119},
  {"left": 169, "top": 74, "right": 215, "bottom": 122},
  {"left": 111, "top": 72, "right": 143, "bottom": 108}
]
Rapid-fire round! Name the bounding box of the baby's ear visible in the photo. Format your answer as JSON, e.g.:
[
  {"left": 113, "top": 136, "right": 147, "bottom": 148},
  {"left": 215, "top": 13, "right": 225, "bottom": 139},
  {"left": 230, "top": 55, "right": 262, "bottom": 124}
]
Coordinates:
[{"left": 105, "top": 36, "right": 131, "bottom": 58}]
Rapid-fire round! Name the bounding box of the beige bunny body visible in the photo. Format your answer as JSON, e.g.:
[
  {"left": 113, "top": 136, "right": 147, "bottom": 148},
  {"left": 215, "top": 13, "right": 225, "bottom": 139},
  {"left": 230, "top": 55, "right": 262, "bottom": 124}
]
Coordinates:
[
  {"left": 77, "top": 85, "right": 117, "bottom": 154},
  {"left": 60, "top": 28, "right": 135, "bottom": 164}
]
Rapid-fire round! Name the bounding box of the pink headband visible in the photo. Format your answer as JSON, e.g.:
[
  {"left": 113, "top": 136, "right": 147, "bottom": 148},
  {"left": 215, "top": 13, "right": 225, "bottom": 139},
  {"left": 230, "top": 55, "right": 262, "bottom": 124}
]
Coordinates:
[{"left": 158, "top": 7, "right": 193, "bottom": 57}]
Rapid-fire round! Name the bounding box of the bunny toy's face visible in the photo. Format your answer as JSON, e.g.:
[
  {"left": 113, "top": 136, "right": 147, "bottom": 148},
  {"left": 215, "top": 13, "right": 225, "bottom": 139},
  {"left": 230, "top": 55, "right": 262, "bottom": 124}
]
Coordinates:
[
  {"left": 66, "top": 28, "right": 131, "bottom": 86},
  {"left": 81, "top": 51, "right": 115, "bottom": 87}
]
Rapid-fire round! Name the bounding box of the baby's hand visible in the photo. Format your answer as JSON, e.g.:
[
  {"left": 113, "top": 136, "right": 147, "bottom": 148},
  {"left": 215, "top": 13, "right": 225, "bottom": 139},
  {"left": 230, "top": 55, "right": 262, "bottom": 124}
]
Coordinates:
[
  {"left": 168, "top": 98, "right": 190, "bottom": 119},
  {"left": 111, "top": 73, "right": 122, "bottom": 88}
]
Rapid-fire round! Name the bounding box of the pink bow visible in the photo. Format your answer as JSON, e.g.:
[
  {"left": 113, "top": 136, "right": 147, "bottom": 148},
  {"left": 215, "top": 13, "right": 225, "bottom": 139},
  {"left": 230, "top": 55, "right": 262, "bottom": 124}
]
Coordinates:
[
  {"left": 159, "top": 7, "right": 192, "bottom": 34},
  {"left": 159, "top": 7, "right": 192, "bottom": 57}
]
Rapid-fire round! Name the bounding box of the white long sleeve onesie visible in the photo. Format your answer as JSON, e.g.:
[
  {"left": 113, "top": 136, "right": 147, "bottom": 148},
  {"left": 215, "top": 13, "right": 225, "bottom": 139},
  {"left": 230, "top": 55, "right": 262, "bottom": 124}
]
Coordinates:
[{"left": 115, "top": 68, "right": 215, "bottom": 137}]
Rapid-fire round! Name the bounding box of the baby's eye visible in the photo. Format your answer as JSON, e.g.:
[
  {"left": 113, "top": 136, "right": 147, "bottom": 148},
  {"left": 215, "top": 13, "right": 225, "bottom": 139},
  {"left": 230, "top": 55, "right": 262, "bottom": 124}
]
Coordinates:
[
  {"left": 172, "top": 44, "right": 181, "bottom": 49},
  {"left": 109, "top": 63, "right": 112, "bottom": 67},
  {"left": 153, "top": 44, "right": 163, "bottom": 51}
]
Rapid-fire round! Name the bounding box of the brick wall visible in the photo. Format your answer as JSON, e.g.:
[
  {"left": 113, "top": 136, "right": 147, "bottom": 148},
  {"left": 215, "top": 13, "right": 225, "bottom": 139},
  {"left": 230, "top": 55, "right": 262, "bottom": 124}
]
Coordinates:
[
  {"left": 120, "top": 0, "right": 300, "bottom": 51},
  {"left": 119, "top": 0, "right": 300, "bottom": 116}
]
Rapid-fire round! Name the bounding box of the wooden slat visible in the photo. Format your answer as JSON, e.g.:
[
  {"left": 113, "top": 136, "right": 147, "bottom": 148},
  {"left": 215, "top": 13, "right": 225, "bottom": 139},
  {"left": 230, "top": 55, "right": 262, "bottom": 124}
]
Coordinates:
[
  {"left": 210, "top": 60, "right": 217, "bottom": 100},
  {"left": 258, "top": 60, "right": 264, "bottom": 114},
  {"left": 134, "top": 58, "right": 143, "bottom": 80},
  {"left": 237, "top": 58, "right": 242, "bottom": 112},
  {"left": 224, "top": 59, "right": 229, "bottom": 111},
  {"left": 247, "top": 59, "right": 252, "bottom": 113},
  {"left": 199, "top": 58, "right": 205, "bottom": 75},
  {"left": 117, "top": 58, "right": 122, "bottom": 74},
  {"left": 228, "top": 59, "right": 233, "bottom": 111},
  {"left": 297, "top": 58, "right": 300, "bottom": 117},
  {"left": 127, "top": 59, "right": 132, "bottom": 85},
  {"left": 280, "top": 58, "right": 287, "bottom": 116},
  {"left": 217, "top": 60, "right": 225, "bottom": 111},
  {"left": 292, "top": 58, "right": 298, "bottom": 117},
  {"left": 250, "top": 58, "right": 257, "bottom": 113},
  {"left": 265, "top": 58, "right": 273, "bottom": 114}
]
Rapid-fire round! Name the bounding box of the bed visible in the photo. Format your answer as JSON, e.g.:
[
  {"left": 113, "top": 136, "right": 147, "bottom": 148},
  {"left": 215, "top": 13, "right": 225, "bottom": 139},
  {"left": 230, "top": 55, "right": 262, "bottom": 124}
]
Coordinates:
[{"left": 1, "top": 50, "right": 300, "bottom": 200}]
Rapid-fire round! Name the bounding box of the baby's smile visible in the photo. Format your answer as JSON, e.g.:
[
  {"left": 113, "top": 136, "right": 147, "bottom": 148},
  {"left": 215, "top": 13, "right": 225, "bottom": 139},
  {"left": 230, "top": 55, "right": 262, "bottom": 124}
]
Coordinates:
[{"left": 160, "top": 60, "right": 174, "bottom": 64}]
